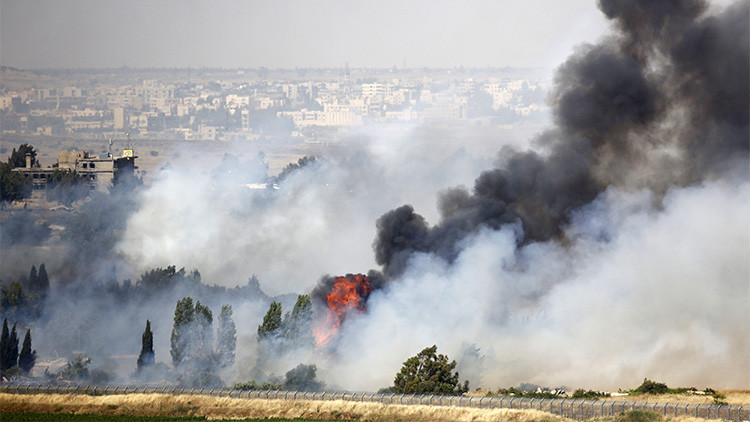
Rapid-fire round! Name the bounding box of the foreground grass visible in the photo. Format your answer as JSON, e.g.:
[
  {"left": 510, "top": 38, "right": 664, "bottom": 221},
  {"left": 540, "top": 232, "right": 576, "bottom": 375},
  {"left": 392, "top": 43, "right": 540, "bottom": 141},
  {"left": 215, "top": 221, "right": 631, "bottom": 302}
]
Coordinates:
[
  {"left": 2, "top": 413, "right": 209, "bottom": 422},
  {"left": 0, "top": 393, "right": 571, "bottom": 422},
  {"left": 2, "top": 413, "right": 365, "bottom": 422}
]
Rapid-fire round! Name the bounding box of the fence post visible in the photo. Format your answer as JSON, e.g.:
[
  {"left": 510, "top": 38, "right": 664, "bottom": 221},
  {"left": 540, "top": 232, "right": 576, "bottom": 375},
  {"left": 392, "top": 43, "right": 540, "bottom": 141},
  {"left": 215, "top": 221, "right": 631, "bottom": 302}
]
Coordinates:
[{"left": 737, "top": 405, "right": 743, "bottom": 422}]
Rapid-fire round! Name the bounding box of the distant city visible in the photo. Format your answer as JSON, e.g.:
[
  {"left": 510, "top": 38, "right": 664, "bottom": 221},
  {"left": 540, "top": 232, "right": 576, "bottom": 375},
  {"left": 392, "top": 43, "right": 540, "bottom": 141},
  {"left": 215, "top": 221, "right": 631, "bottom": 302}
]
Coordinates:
[{"left": 0, "top": 66, "right": 551, "bottom": 143}]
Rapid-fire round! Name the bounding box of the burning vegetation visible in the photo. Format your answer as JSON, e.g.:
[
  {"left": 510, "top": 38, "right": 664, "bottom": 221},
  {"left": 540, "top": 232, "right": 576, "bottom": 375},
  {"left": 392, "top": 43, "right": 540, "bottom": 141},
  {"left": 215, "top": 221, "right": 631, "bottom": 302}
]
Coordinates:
[{"left": 312, "top": 274, "right": 374, "bottom": 349}]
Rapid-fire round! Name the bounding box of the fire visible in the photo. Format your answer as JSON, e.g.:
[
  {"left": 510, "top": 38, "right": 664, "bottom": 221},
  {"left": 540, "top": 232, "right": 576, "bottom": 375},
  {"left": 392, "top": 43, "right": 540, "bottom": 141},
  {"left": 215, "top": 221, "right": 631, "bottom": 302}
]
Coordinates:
[{"left": 314, "top": 274, "right": 372, "bottom": 348}]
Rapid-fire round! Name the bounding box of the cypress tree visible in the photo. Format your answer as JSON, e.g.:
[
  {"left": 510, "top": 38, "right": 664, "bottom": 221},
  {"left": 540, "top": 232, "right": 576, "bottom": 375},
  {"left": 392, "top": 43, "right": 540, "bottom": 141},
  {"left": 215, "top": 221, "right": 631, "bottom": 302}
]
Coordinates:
[
  {"left": 217, "top": 305, "right": 236, "bottom": 368},
  {"left": 170, "top": 297, "right": 194, "bottom": 366},
  {"left": 18, "top": 329, "right": 36, "bottom": 373},
  {"left": 38, "top": 263, "right": 49, "bottom": 292},
  {"left": 0, "top": 319, "right": 9, "bottom": 371},
  {"left": 29, "top": 265, "right": 38, "bottom": 289},
  {"left": 257, "top": 301, "right": 282, "bottom": 340},
  {"left": 8, "top": 323, "right": 19, "bottom": 369},
  {"left": 283, "top": 295, "right": 313, "bottom": 344},
  {"left": 137, "top": 320, "right": 155, "bottom": 371},
  {"left": 194, "top": 301, "right": 213, "bottom": 357}
]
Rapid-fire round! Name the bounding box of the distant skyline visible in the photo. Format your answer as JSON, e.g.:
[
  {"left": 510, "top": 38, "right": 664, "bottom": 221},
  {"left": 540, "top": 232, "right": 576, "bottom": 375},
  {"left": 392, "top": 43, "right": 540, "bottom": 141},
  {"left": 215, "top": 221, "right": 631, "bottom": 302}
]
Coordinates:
[{"left": 0, "top": 0, "right": 733, "bottom": 71}]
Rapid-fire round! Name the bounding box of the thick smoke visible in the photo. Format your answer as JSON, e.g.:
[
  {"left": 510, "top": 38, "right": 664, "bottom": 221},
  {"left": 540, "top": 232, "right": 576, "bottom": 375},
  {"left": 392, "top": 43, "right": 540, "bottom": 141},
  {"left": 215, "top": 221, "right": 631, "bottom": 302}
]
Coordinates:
[
  {"left": 374, "top": 0, "right": 748, "bottom": 279},
  {"left": 345, "top": 0, "right": 749, "bottom": 390}
]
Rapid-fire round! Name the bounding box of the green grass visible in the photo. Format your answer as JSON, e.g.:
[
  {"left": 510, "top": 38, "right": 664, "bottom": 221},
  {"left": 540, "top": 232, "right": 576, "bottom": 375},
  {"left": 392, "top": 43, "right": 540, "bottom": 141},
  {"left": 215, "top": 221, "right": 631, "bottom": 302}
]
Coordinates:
[{"left": 0, "top": 413, "right": 367, "bottom": 422}]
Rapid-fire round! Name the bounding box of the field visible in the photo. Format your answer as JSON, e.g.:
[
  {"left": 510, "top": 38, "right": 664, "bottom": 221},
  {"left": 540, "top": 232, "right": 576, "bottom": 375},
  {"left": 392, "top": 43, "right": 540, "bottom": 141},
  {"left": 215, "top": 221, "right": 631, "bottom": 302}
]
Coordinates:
[
  {"left": 468, "top": 390, "right": 750, "bottom": 406},
  {"left": 3, "top": 392, "right": 745, "bottom": 422},
  {"left": 0, "top": 412, "right": 369, "bottom": 422},
  {"left": 0, "top": 392, "right": 574, "bottom": 422}
]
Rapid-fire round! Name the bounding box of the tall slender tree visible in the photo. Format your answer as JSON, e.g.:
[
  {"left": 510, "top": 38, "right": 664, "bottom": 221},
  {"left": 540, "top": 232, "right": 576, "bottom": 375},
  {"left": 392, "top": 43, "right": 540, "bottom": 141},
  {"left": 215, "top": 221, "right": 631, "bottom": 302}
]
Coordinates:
[
  {"left": 193, "top": 301, "right": 213, "bottom": 359},
  {"left": 0, "top": 319, "right": 10, "bottom": 371},
  {"left": 216, "top": 305, "right": 236, "bottom": 368},
  {"left": 170, "top": 297, "right": 195, "bottom": 366},
  {"left": 137, "top": 320, "right": 155, "bottom": 371},
  {"left": 18, "top": 329, "right": 36, "bottom": 373},
  {"left": 282, "top": 295, "right": 313, "bottom": 344},
  {"left": 7, "top": 323, "right": 19, "bottom": 370},
  {"left": 28, "top": 265, "right": 38, "bottom": 289},
  {"left": 38, "top": 263, "right": 49, "bottom": 292},
  {"left": 257, "top": 301, "right": 282, "bottom": 340}
]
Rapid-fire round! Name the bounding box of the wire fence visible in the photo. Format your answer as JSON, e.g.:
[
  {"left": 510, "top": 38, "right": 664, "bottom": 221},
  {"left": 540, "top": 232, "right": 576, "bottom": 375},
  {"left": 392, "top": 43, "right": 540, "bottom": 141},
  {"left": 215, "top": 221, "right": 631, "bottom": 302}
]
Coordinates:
[{"left": 1, "top": 384, "right": 747, "bottom": 421}]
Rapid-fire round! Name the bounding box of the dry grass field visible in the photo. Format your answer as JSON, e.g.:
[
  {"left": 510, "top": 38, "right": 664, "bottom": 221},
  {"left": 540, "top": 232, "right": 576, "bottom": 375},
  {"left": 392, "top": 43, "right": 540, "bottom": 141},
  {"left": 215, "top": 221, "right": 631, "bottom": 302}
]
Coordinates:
[
  {"left": 603, "top": 391, "right": 750, "bottom": 406},
  {"left": 468, "top": 390, "right": 750, "bottom": 406},
  {"left": 0, "top": 393, "right": 574, "bottom": 422},
  {"left": 3, "top": 392, "right": 746, "bottom": 422}
]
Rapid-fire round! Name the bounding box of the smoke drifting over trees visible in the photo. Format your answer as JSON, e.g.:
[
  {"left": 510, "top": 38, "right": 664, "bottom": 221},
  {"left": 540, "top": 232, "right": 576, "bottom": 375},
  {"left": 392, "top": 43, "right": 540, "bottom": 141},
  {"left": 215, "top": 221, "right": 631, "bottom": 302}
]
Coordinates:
[{"left": 0, "top": 0, "right": 747, "bottom": 392}]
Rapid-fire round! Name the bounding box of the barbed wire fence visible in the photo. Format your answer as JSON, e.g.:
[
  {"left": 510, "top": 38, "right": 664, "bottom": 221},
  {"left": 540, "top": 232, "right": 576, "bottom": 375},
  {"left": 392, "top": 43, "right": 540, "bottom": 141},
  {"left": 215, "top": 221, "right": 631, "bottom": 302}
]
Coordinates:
[{"left": 1, "top": 384, "right": 747, "bottom": 421}]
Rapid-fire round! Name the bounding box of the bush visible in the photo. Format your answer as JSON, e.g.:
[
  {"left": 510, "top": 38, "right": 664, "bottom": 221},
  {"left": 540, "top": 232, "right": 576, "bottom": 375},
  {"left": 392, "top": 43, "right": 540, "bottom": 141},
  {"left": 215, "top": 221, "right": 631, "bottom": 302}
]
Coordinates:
[
  {"left": 393, "top": 345, "right": 468, "bottom": 395},
  {"left": 613, "top": 410, "right": 663, "bottom": 422},
  {"left": 233, "top": 380, "right": 282, "bottom": 391},
  {"left": 572, "top": 389, "right": 611, "bottom": 400},
  {"left": 283, "top": 363, "right": 323, "bottom": 391},
  {"left": 58, "top": 354, "right": 91, "bottom": 381},
  {"left": 631, "top": 378, "right": 669, "bottom": 395}
]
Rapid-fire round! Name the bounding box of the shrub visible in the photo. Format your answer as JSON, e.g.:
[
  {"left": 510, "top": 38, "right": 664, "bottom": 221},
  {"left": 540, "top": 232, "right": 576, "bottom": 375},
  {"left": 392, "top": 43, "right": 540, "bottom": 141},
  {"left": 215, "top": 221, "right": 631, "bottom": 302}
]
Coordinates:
[
  {"left": 572, "top": 389, "right": 611, "bottom": 400},
  {"left": 631, "top": 378, "right": 669, "bottom": 395}
]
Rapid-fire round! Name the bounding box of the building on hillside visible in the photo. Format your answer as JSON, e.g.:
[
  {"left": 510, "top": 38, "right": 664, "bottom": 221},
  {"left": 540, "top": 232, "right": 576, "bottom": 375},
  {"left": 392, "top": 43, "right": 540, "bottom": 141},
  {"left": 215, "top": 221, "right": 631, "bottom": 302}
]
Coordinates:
[{"left": 12, "top": 148, "right": 138, "bottom": 191}]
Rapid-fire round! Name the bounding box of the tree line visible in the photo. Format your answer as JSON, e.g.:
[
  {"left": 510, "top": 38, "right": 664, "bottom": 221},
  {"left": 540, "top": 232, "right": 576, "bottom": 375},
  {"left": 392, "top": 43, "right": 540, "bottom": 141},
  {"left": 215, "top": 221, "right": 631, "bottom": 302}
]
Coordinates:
[{"left": 0, "top": 318, "right": 37, "bottom": 377}]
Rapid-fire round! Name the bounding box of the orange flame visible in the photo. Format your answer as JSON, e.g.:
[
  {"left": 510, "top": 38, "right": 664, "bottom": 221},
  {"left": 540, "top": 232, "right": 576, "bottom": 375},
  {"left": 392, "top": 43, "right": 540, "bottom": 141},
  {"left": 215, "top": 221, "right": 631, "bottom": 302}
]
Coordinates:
[{"left": 314, "top": 274, "right": 372, "bottom": 348}]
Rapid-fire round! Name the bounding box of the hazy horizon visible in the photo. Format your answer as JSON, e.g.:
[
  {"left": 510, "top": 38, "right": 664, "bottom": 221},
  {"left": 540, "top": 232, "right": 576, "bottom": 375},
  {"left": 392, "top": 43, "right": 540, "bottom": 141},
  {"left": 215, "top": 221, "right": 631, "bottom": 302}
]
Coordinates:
[{"left": 1, "top": 0, "right": 612, "bottom": 70}]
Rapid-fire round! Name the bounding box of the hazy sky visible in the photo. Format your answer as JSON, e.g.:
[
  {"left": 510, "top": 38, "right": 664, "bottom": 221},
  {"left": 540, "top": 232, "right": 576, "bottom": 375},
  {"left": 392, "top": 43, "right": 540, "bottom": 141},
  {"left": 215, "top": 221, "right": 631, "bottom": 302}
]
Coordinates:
[{"left": 1, "top": 0, "right": 612, "bottom": 69}]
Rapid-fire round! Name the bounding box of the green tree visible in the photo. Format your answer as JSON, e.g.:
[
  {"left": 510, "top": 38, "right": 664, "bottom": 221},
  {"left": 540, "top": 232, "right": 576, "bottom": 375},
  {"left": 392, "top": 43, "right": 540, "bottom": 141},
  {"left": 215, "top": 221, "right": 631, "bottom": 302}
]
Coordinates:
[
  {"left": 2, "top": 323, "right": 20, "bottom": 372},
  {"left": 257, "top": 301, "right": 282, "bottom": 340},
  {"left": 0, "top": 162, "right": 31, "bottom": 202},
  {"left": 58, "top": 354, "right": 91, "bottom": 381},
  {"left": 137, "top": 265, "right": 186, "bottom": 291},
  {"left": 0, "top": 319, "right": 10, "bottom": 371},
  {"left": 0, "top": 282, "right": 26, "bottom": 322},
  {"left": 18, "top": 328, "right": 36, "bottom": 373},
  {"left": 393, "top": 345, "right": 467, "bottom": 395},
  {"left": 37, "top": 263, "right": 49, "bottom": 294},
  {"left": 7, "top": 144, "right": 37, "bottom": 168},
  {"left": 282, "top": 295, "right": 313, "bottom": 344},
  {"left": 283, "top": 363, "right": 323, "bottom": 391},
  {"left": 632, "top": 378, "right": 669, "bottom": 395},
  {"left": 136, "top": 320, "right": 155, "bottom": 371},
  {"left": 217, "top": 305, "right": 236, "bottom": 369},
  {"left": 171, "top": 297, "right": 195, "bottom": 366},
  {"left": 193, "top": 301, "right": 213, "bottom": 357}
]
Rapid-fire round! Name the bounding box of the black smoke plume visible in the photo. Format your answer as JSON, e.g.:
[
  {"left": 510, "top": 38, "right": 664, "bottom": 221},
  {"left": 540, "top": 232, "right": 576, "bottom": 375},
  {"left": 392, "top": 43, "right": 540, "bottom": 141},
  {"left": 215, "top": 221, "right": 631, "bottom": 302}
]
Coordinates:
[{"left": 375, "top": 0, "right": 748, "bottom": 278}]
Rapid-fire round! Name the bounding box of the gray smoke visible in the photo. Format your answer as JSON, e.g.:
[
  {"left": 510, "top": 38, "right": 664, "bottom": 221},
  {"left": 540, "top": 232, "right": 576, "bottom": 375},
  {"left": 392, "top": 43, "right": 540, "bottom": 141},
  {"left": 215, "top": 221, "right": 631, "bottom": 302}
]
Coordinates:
[{"left": 374, "top": 0, "right": 748, "bottom": 278}]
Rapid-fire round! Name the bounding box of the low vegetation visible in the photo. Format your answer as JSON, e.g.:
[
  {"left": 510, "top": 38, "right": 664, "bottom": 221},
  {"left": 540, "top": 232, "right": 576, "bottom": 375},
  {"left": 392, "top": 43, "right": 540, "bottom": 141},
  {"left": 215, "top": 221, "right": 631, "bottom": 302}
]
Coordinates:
[{"left": 625, "top": 379, "right": 728, "bottom": 405}]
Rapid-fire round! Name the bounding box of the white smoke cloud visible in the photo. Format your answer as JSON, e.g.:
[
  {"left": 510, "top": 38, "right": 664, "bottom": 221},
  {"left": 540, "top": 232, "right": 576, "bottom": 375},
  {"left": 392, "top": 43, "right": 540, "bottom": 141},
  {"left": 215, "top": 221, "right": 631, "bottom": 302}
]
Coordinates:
[
  {"left": 116, "top": 124, "right": 499, "bottom": 296},
  {"left": 325, "top": 177, "right": 749, "bottom": 391}
]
